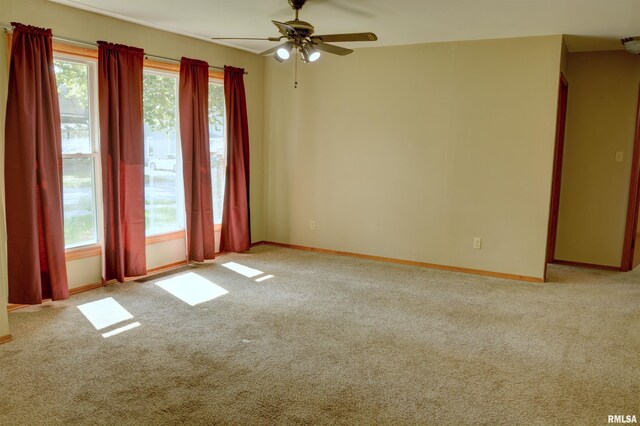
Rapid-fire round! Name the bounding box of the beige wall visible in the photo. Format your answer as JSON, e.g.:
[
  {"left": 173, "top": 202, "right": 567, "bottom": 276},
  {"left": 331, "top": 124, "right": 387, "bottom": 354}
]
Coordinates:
[
  {"left": 0, "top": 0, "right": 265, "bottom": 334},
  {"left": 555, "top": 51, "right": 640, "bottom": 266},
  {"left": 264, "top": 35, "right": 563, "bottom": 279},
  {"left": 560, "top": 40, "right": 569, "bottom": 76}
]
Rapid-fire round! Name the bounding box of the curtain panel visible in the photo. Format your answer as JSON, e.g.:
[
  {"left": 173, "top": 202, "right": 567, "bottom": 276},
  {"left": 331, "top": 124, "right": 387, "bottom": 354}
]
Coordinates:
[
  {"left": 220, "top": 66, "right": 251, "bottom": 253},
  {"left": 4, "top": 22, "right": 69, "bottom": 304},
  {"left": 98, "top": 41, "right": 146, "bottom": 282},
  {"left": 179, "top": 57, "right": 215, "bottom": 262}
]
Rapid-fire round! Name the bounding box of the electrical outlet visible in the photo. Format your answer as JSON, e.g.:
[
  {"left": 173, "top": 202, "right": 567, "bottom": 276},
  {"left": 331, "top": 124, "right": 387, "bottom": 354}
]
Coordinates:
[
  {"left": 473, "top": 237, "right": 482, "bottom": 249},
  {"left": 309, "top": 220, "right": 316, "bottom": 231},
  {"left": 616, "top": 151, "right": 624, "bottom": 162}
]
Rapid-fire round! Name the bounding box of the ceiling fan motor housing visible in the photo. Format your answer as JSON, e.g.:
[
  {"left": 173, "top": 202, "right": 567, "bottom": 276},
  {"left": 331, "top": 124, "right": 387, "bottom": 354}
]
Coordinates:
[
  {"left": 289, "top": 0, "right": 307, "bottom": 10},
  {"left": 286, "top": 20, "right": 314, "bottom": 38}
]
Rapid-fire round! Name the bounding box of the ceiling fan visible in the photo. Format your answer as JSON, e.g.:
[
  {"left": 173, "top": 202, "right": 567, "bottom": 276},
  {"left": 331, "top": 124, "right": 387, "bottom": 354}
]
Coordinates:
[{"left": 211, "top": 0, "right": 378, "bottom": 63}]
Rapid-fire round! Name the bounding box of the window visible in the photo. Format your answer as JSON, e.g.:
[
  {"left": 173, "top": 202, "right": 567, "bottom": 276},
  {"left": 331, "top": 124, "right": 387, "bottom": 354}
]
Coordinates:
[
  {"left": 209, "top": 80, "right": 226, "bottom": 224},
  {"left": 54, "top": 57, "right": 100, "bottom": 249},
  {"left": 55, "top": 52, "right": 220, "bottom": 248},
  {"left": 143, "top": 70, "right": 184, "bottom": 236}
]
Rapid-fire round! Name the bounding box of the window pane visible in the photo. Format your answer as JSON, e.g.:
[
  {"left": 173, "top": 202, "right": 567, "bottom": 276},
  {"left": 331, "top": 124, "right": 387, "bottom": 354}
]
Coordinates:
[
  {"left": 63, "top": 157, "right": 98, "bottom": 248},
  {"left": 209, "top": 82, "right": 226, "bottom": 224},
  {"left": 144, "top": 72, "right": 183, "bottom": 235},
  {"left": 54, "top": 60, "right": 91, "bottom": 154}
]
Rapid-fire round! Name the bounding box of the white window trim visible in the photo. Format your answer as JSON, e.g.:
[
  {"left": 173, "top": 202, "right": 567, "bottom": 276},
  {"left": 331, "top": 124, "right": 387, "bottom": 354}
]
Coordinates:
[
  {"left": 143, "top": 68, "right": 186, "bottom": 238},
  {"left": 209, "top": 78, "right": 226, "bottom": 227},
  {"left": 54, "top": 53, "right": 104, "bottom": 251}
]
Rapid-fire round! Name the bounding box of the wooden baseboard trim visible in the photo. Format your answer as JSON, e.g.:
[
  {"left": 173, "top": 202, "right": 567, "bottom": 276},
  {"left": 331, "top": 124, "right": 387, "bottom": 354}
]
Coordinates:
[
  {"left": 125, "top": 260, "right": 189, "bottom": 282},
  {"left": 0, "top": 334, "right": 12, "bottom": 345},
  {"left": 261, "top": 241, "right": 544, "bottom": 283},
  {"left": 7, "top": 304, "right": 29, "bottom": 312},
  {"left": 146, "top": 260, "right": 189, "bottom": 275},
  {"left": 551, "top": 259, "right": 621, "bottom": 271},
  {"left": 213, "top": 242, "right": 265, "bottom": 257},
  {"left": 69, "top": 281, "right": 104, "bottom": 295}
]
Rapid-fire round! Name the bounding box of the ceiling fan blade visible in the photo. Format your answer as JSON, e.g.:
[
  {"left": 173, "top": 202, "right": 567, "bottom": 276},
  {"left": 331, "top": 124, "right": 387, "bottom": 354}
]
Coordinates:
[
  {"left": 314, "top": 42, "right": 353, "bottom": 56},
  {"left": 260, "top": 42, "right": 289, "bottom": 56},
  {"left": 311, "top": 32, "right": 378, "bottom": 43},
  {"left": 211, "top": 36, "right": 282, "bottom": 41},
  {"left": 272, "top": 20, "right": 296, "bottom": 36}
]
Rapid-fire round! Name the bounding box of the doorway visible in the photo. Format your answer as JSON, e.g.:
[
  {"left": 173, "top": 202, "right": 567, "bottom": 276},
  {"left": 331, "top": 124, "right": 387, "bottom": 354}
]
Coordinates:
[
  {"left": 621, "top": 85, "right": 640, "bottom": 272},
  {"left": 546, "top": 74, "right": 569, "bottom": 266}
]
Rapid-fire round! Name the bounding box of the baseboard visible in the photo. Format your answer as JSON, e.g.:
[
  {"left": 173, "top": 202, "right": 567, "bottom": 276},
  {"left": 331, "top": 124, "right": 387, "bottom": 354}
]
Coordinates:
[
  {"left": 260, "top": 241, "right": 544, "bottom": 283},
  {"left": 551, "top": 259, "right": 621, "bottom": 271},
  {"left": 69, "top": 281, "right": 104, "bottom": 295},
  {"left": 145, "top": 260, "right": 189, "bottom": 276},
  {"left": 0, "top": 334, "right": 13, "bottom": 344},
  {"left": 7, "top": 304, "right": 29, "bottom": 312},
  {"left": 7, "top": 260, "right": 190, "bottom": 312},
  {"left": 121, "top": 260, "right": 189, "bottom": 283}
]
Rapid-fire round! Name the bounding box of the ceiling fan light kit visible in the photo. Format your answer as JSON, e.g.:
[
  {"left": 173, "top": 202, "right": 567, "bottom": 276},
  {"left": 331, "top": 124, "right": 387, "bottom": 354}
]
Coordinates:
[
  {"left": 621, "top": 37, "right": 640, "bottom": 55},
  {"left": 301, "top": 43, "right": 320, "bottom": 62},
  {"left": 276, "top": 41, "right": 293, "bottom": 60}
]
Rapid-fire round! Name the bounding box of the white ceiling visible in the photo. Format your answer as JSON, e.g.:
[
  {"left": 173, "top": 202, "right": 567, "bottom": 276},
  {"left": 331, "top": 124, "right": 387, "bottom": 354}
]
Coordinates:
[{"left": 50, "top": 0, "right": 640, "bottom": 53}]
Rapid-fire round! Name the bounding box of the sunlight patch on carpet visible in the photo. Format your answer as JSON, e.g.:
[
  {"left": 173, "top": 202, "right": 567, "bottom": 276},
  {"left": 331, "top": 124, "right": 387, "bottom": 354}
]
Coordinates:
[
  {"left": 77, "top": 297, "right": 134, "bottom": 330},
  {"left": 221, "top": 262, "right": 264, "bottom": 278},
  {"left": 156, "top": 272, "right": 228, "bottom": 306},
  {"left": 102, "top": 322, "right": 141, "bottom": 338},
  {"left": 255, "top": 274, "right": 274, "bottom": 282}
]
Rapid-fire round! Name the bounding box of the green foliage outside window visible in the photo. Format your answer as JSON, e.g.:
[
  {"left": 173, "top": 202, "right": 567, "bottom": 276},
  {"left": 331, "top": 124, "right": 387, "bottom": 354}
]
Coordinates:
[
  {"left": 55, "top": 61, "right": 89, "bottom": 112},
  {"left": 143, "top": 73, "right": 177, "bottom": 134},
  {"left": 209, "top": 83, "right": 224, "bottom": 132}
]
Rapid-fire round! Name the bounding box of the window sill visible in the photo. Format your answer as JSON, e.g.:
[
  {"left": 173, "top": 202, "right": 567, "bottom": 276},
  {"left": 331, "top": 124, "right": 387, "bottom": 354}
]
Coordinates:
[
  {"left": 65, "top": 244, "right": 101, "bottom": 261},
  {"left": 146, "top": 230, "right": 185, "bottom": 245},
  {"left": 64, "top": 228, "right": 218, "bottom": 259}
]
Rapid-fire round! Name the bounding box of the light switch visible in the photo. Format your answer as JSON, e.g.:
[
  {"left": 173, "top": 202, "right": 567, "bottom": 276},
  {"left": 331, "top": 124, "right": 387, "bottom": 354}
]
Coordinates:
[{"left": 616, "top": 151, "right": 624, "bottom": 162}]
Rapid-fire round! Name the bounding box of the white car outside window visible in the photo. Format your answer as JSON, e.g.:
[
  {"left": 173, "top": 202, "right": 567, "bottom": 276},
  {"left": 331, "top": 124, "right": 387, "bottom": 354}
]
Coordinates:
[{"left": 149, "top": 154, "right": 176, "bottom": 172}]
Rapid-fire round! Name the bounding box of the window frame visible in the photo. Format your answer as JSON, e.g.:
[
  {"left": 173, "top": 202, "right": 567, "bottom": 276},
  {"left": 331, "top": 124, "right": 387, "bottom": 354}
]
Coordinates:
[
  {"left": 143, "top": 61, "right": 224, "bottom": 240},
  {"left": 209, "top": 75, "right": 226, "bottom": 230},
  {"left": 53, "top": 51, "right": 104, "bottom": 258},
  {"left": 142, "top": 66, "right": 185, "bottom": 238}
]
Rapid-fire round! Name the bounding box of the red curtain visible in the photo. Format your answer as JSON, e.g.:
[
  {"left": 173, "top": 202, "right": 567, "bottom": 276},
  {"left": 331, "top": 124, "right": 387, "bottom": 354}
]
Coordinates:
[
  {"left": 220, "top": 66, "right": 251, "bottom": 252},
  {"left": 98, "top": 41, "right": 146, "bottom": 282},
  {"left": 4, "top": 23, "right": 69, "bottom": 304},
  {"left": 179, "top": 57, "right": 215, "bottom": 262}
]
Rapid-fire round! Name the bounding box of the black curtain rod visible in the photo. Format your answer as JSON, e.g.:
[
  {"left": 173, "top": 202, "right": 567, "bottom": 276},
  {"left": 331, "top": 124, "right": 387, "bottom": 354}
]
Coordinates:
[{"left": 1, "top": 23, "right": 247, "bottom": 75}]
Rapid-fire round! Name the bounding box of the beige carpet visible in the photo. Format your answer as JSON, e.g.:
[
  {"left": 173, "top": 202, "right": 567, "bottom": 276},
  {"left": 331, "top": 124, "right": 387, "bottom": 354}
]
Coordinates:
[{"left": 0, "top": 245, "right": 638, "bottom": 425}]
